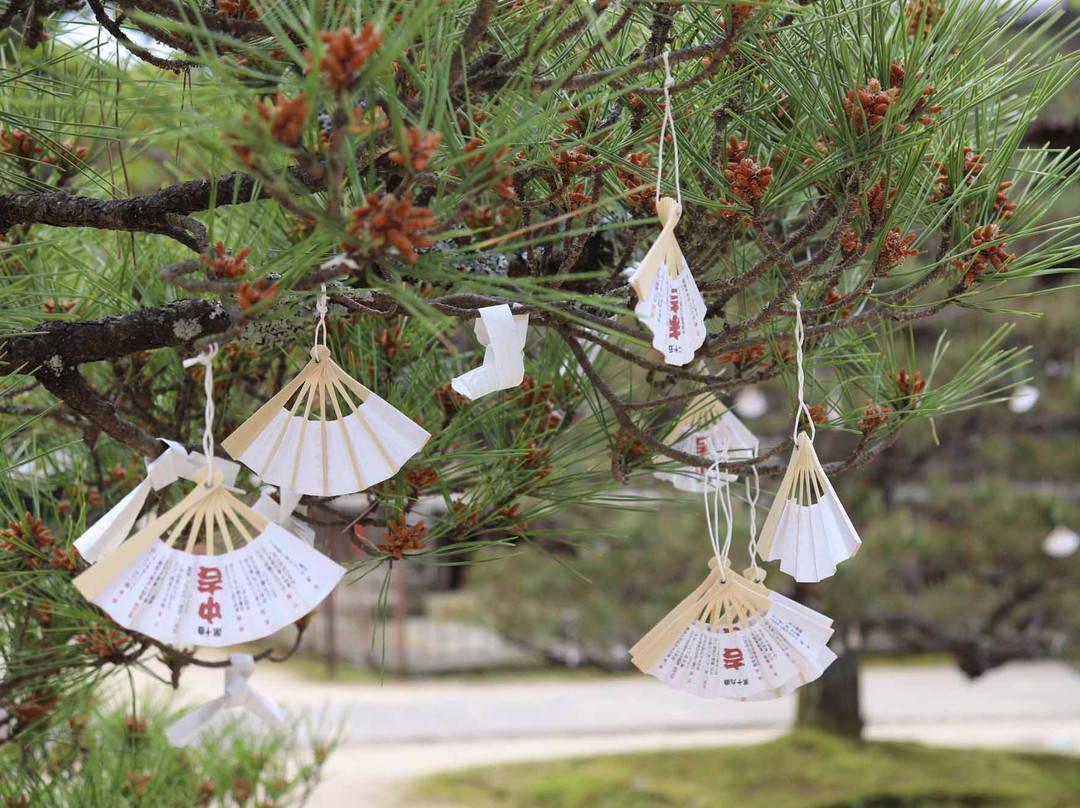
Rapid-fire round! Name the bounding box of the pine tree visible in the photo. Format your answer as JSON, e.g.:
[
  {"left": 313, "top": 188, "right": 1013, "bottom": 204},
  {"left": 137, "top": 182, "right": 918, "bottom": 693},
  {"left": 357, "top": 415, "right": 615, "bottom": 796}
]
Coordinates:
[{"left": 2, "top": 0, "right": 1079, "bottom": 796}]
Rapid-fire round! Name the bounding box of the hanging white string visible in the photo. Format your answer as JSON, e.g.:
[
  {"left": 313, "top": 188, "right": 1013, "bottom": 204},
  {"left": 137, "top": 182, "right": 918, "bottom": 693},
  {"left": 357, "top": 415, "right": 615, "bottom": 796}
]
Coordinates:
[
  {"left": 792, "top": 295, "right": 816, "bottom": 443},
  {"left": 745, "top": 464, "right": 761, "bottom": 579},
  {"left": 182, "top": 344, "right": 219, "bottom": 486},
  {"left": 313, "top": 283, "right": 328, "bottom": 357},
  {"left": 654, "top": 51, "right": 682, "bottom": 208},
  {"left": 704, "top": 445, "right": 734, "bottom": 581}
]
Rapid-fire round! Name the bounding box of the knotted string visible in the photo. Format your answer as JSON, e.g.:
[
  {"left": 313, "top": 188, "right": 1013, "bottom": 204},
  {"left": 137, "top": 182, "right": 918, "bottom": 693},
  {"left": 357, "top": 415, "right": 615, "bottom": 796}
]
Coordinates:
[
  {"left": 745, "top": 464, "right": 761, "bottom": 579},
  {"left": 313, "top": 283, "right": 328, "bottom": 357},
  {"left": 704, "top": 443, "right": 734, "bottom": 581},
  {"left": 182, "top": 344, "right": 219, "bottom": 486},
  {"left": 655, "top": 51, "right": 682, "bottom": 208},
  {"left": 792, "top": 295, "right": 816, "bottom": 443}
]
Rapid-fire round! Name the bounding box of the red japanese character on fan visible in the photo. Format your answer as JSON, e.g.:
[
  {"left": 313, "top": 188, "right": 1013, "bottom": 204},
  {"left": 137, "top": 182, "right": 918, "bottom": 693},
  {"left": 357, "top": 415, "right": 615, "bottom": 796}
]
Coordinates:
[
  {"left": 197, "top": 566, "right": 224, "bottom": 624},
  {"left": 723, "top": 647, "right": 745, "bottom": 670},
  {"left": 197, "top": 566, "right": 223, "bottom": 594}
]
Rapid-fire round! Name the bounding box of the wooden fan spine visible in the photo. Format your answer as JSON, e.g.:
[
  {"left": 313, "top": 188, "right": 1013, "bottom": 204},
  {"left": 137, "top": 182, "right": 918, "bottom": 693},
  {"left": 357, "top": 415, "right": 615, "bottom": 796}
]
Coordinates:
[
  {"left": 667, "top": 235, "right": 687, "bottom": 279},
  {"left": 326, "top": 380, "right": 366, "bottom": 491},
  {"left": 180, "top": 498, "right": 208, "bottom": 553},
  {"left": 221, "top": 498, "right": 256, "bottom": 544},
  {"left": 329, "top": 358, "right": 374, "bottom": 401},
  {"left": 221, "top": 358, "right": 316, "bottom": 457},
  {"left": 329, "top": 373, "right": 398, "bottom": 472},
  {"left": 165, "top": 500, "right": 199, "bottom": 551},
  {"left": 630, "top": 574, "right": 723, "bottom": 670},
  {"left": 259, "top": 374, "right": 317, "bottom": 479},
  {"left": 628, "top": 225, "right": 672, "bottom": 301},
  {"left": 290, "top": 373, "right": 320, "bottom": 491},
  {"left": 212, "top": 496, "right": 236, "bottom": 554},
  {"left": 319, "top": 373, "right": 329, "bottom": 496},
  {"left": 756, "top": 445, "right": 800, "bottom": 557},
  {"left": 200, "top": 496, "right": 215, "bottom": 556},
  {"left": 222, "top": 494, "right": 270, "bottom": 534},
  {"left": 73, "top": 480, "right": 217, "bottom": 599}
]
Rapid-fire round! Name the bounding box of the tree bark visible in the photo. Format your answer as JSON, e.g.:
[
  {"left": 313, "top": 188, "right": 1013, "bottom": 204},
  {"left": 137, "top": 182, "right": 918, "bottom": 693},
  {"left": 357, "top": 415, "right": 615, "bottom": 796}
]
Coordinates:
[{"left": 796, "top": 638, "right": 864, "bottom": 739}]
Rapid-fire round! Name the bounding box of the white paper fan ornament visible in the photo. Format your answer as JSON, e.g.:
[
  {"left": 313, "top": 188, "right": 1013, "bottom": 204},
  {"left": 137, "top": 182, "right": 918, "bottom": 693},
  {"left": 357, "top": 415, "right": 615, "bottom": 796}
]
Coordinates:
[
  {"left": 627, "top": 54, "right": 706, "bottom": 367},
  {"left": 629, "top": 197, "right": 707, "bottom": 367},
  {"left": 755, "top": 296, "right": 861, "bottom": 583},
  {"left": 222, "top": 288, "right": 430, "bottom": 497},
  {"left": 72, "top": 467, "right": 344, "bottom": 647},
  {"left": 756, "top": 432, "right": 861, "bottom": 583},
  {"left": 630, "top": 559, "right": 835, "bottom": 700},
  {"left": 653, "top": 393, "right": 758, "bottom": 492}
]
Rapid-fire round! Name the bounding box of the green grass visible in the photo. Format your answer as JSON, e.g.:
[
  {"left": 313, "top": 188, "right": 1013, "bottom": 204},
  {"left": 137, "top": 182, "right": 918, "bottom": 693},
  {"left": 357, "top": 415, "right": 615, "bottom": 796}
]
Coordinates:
[{"left": 410, "top": 732, "right": 1080, "bottom": 808}]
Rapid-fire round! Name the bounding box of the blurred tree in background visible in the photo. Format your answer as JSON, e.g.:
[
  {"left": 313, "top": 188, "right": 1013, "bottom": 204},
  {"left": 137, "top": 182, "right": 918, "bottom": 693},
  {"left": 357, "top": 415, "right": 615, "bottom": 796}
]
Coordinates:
[{"left": 1, "top": 0, "right": 1080, "bottom": 798}]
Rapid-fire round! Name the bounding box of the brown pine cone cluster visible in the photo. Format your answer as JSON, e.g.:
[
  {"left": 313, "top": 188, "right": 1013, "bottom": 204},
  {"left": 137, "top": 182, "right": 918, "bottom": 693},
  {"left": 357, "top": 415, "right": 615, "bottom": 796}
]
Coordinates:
[{"left": 348, "top": 193, "right": 436, "bottom": 264}]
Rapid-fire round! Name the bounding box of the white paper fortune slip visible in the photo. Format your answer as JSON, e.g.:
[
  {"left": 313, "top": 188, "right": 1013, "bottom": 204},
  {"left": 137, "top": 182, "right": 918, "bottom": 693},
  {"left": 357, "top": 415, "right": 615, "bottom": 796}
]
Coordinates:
[
  {"left": 630, "top": 559, "right": 835, "bottom": 701},
  {"left": 74, "top": 440, "right": 241, "bottom": 564},
  {"left": 450, "top": 304, "right": 529, "bottom": 400},
  {"left": 165, "top": 653, "right": 286, "bottom": 747},
  {"left": 629, "top": 197, "right": 707, "bottom": 367},
  {"left": 72, "top": 468, "right": 345, "bottom": 647},
  {"left": 653, "top": 394, "right": 758, "bottom": 492},
  {"left": 221, "top": 345, "right": 430, "bottom": 497},
  {"left": 756, "top": 431, "right": 861, "bottom": 583}
]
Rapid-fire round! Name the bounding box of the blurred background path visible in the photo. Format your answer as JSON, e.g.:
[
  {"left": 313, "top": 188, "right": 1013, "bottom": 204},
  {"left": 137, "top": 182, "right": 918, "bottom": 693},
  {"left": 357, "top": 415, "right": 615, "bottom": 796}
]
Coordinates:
[{"left": 139, "top": 659, "right": 1080, "bottom": 807}]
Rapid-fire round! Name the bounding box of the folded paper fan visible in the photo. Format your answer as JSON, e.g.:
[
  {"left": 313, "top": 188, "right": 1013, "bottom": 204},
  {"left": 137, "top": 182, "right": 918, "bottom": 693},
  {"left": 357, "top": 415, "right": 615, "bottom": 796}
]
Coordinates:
[
  {"left": 630, "top": 558, "right": 835, "bottom": 700},
  {"left": 221, "top": 345, "right": 430, "bottom": 497},
  {"left": 756, "top": 431, "right": 861, "bottom": 583},
  {"left": 451, "top": 304, "right": 530, "bottom": 400},
  {"left": 653, "top": 394, "right": 758, "bottom": 492},
  {"left": 72, "top": 469, "right": 345, "bottom": 647},
  {"left": 629, "top": 197, "right": 707, "bottom": 367}
]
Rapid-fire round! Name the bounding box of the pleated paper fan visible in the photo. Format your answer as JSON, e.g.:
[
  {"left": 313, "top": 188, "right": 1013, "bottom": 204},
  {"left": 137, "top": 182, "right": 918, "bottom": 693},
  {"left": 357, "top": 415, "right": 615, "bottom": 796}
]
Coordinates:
[
  {"left": 222, "top": 345, "right": 430, "bottom": 497},
  {"left": 629, "top": 197, "right": 707, "bottom": 367},
  {"left": 72, "top": 469, "right": 345, "bottom": 647},
  {"left": 630, "top": 559, "right": 835, "bottom": 700},
  {"left": 653, "top": 394, "right": 758, "bottom": 492},
  {"left": 756, "top": 431, "right": 861, "bottom": 583}
]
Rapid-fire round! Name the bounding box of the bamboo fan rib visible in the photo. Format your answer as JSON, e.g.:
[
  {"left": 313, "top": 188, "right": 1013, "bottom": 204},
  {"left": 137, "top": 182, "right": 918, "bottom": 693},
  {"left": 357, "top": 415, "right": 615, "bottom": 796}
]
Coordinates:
[
  {"left": 222, "top": 345, "right": 430, "bottom": 497},
  {"left": 653, "top": 394, "right": 758, "bottom": 492},
  {"left": 756, "top": 432, "right": 861, "bottom": 583},
  {"left": 72, "top": 470, "right": 345, "bottom": 647},
  {"left": 630, "top": 559, "right": 835, "bottom": 700}
]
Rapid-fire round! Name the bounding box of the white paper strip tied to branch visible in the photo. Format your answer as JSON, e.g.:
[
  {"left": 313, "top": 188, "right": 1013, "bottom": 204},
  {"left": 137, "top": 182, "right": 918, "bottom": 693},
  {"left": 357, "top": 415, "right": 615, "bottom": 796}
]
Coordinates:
[
  {"left": 755, "top": 296, "right": 861, "bottom": 583},
  {"left": 74, "top": 441, "right": 243, "bottom": 564},
  {"left": 165, "top": 654, "right": 286, "bottom": 747},
  {"left": 653, "top": 394, "right": 758, "bottom": 492},
  {"left": 630, "top": 558, "right": 836, "bottom": 700},
  {"left": 628, "top": 197, "right": 708, "bottom": 367},
  {"left": 450, "top": 304, "right": 529, "bottom": 400},
  {"left": 252, "top": 487, "right": 315, "bottom": 546},
  {"left": 221, "top": 345, "right": 430, "bottom": 497},
  {"left": 72, "top": 467, "right": 345, "bottom": 646}
]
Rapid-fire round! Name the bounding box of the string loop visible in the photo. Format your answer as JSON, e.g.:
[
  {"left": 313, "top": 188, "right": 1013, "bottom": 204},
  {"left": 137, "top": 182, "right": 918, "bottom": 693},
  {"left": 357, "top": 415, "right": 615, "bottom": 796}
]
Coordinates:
[
  {"left": 792, "top": 295, "right": 816, "bottom": 443},
  {"left": 704, "top": 441, "right": 734, "bottom": 581},
  {"left": 182, "top": 344, "right": 219, "bottom": 486},
  {"left": 655, "top": 51, "right": 682, "bottom": 208},
  {"left": 745, "top": 464, "right": 761, "bottom": 579},
  {"left": 313, "top": 284, "right": 329, "bottom": 357}
]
